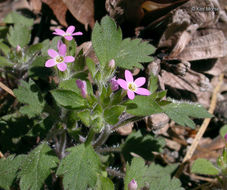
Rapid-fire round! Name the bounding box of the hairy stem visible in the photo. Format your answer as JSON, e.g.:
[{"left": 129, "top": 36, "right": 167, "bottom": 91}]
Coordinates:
[{"left": 93, "top": 125, "right": 111, "bottom": 148}]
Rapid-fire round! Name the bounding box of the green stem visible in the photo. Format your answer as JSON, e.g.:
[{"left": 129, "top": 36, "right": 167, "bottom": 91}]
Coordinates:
[{"left": 85, "top": 128, "right": 96, "bottom": 146}]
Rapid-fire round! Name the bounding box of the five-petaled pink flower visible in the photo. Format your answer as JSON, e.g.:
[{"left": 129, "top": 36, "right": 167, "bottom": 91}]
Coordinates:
[
  {"left": 53, "top": 26, "right": 83, "bottom": 41},
  {"left": 45, "top": 41, "right": 75, "bottom": 71},
  {"left": 117, "top": 70, "right": 151, "bottom": 100}
]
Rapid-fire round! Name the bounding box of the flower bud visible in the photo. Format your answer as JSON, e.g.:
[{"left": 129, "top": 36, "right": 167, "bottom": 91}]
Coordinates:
[
  {"left": 16, "top": 45, "right": 21, "bottom": 52},
  {"left": 128, "top": 179, "right": 137, "bottom": 190},
  {"left": 225, "top": 133, "right": 227, "bottom": 142},
  {"left": 110, "top": 77, "right": 119, "bottom": 91},
  {"left": 76, "top": 79, "right": 87, "bottom": 98},
  {"left": 108, "top": 59, "right": 115, "bottom": 69}
]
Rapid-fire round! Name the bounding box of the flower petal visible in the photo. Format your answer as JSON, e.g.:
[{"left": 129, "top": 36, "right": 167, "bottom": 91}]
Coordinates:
[
  {"left": 64, "top": 56, "right": 75, "bottom": 63},
  {"left": 53, "top": 29, "right": 65, "bottom": 36},
  {"left": 117, "top": 79, "right": 127, "bottom": 89},
  {"left": 57, "top": 40, "right": 64, "bottom": 50},
  {"left": 45, "top": 59, "right": 56, "bottom": 67},
  {"left": 57, "top": 62, "right": 67, "bottom": 71},
  {"left": 64, "top": 36, "right": 73, "bottom": 41},
  {"left": 125, "top": 70, "right": 133, "bottom": 82},
  {"left": 72, "top": 32, "right": 83, "bottom": 36},
  {"left": 66, "top": 26, "right": 75, "bottom": 34},
  {"left": 127, "top": 90, "right": 135, "bottom": 100},
  {"left": 48, "top": 49, "right": 58, "bottom": 58},
  {"left": 135, "top": 88, "right": 151, "bottom": 96},
  {"left": 58, "top": 43, "right": 67, "bottom": 56},
  {"left": 134, "top": 77, "right": 146, "bottom": 87}
]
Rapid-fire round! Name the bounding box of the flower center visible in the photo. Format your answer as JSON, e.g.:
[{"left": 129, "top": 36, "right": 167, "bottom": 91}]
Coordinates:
[
  {"left": 128, "top": 82, "right": 137, "bottom": 92},
  {"left": 64, "top": 33, "right": 71, "bottom": 36},
  {"left": 55, "top": 56, "right": 64, "bottom": 63}
]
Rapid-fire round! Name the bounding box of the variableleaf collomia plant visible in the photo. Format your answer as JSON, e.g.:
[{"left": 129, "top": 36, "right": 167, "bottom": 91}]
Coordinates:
[{"left": 0, "top": 13, "right": 212, "bottom": 190}]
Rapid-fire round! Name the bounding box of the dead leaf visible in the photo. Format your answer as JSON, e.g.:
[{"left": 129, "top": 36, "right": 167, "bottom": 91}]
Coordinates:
[
  {"left": 161, "top": 70, "right": 211, "bottom": 107},
  {"left": 116, "top": 122, "right": 134, "bottom": 136},
  {"left": 29, "top": 0, "right": 42, "bottom": 14},
  {"left": 63, "top": 0, "right": 95, "bottom": 30},
  {"left": 42, "top": 0, "right": 68, "bottom": 26}
]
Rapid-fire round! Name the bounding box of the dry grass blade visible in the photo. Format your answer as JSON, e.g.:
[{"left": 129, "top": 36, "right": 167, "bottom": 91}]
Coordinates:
[
  {"left": 182, "top": 73, "right": 224, "bottom": 162},
  {"left": 0, "top": 81, "right": 15, "bottom": 97}
]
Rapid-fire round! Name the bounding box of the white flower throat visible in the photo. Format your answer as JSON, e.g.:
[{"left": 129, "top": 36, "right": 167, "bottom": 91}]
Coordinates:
[
  {"left": 55, "top": 56, "right": 64, "bottom": 63},
  {"left": 128, "top": 82, "right": 137, "bottom": 92}
]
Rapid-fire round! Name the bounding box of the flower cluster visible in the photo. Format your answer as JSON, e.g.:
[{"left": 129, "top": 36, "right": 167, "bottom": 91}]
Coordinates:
[
  {"left": 45, "top": 26, "right": 82, "bottom": 72},
  {"left": 45, "top": 26, "right": 150, "bottom": 100}
]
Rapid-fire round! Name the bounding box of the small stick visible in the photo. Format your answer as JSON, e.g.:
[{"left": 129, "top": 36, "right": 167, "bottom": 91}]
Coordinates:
[
  {"left": 0, "top": 81, "right": 15, "bottom": 97},
  {"left": 182, "top": 73, "right": 224, "bottom": 162},
  {"left": 175, "top": 73, "right": 224, "bottom": 178}
]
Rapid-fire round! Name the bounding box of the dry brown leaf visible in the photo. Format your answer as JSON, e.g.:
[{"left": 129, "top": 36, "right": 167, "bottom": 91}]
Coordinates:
[
  {"left": 116, "top": 122, "right": 134, "bottom": 136},
  {"left": 29, "top": 0, "right": 42, "bottom": 13},
  {"left": 63, "top": 0, "right": 95, "bottom": 30},
  {"left": 42, "top": 0, "right": 68, "bottom": 26},
  {"left": 161, "top": 70, "right": 211, "bottom": 107}
]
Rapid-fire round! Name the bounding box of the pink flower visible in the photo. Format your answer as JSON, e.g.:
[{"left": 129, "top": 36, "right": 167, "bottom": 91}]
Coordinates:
[
  {"left": 53, "top": 26, "right": 83, "bottom": 41},
  {"left": 76, "top": 79, "right": 87, "bottom": 98},
  {"left": 128, "top": 179, "right": 138, "bottom": 190},
  {"left": 45, "top": 41, "right": 75, "bottom": 72},
  {"left": 110, "top": 77, "right": 119, "bottom": 91},
  {"left": 117, "top": 70, "right": 151, "bottom": 100}
]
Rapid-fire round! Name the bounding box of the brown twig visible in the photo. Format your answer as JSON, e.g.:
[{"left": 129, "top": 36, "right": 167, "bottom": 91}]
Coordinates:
[
  {"left": 175, "top": 73, "right": 224, "bottom": 177},
  {"left": 0, "top": 81, "right": 15, "bottom": 97}
]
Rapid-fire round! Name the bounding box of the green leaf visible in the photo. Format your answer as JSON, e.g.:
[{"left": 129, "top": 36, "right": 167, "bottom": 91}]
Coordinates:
[
  {"left": 59, "top": 78, "right": 81, "bottom": 94},
  {"left": 92, "top": 16, "right": 155, "bottom": 69},
  {"left": 124, "top": 157, "right": 183, "bottom": 190},
  {"left": 4, "top": 12, "right": 33, "bottom": 27},
  {"left": 124, "top": 95, "right": 162, "bottom": 116},
  {"left": 115, "top": 38, "right": 154, "bottom": 69},
  {"left": 0, "top": 56, "right": 12, "bottom": 66},
  {"left": 96, "top": 175, "right": 114, "bottom": 190},
  {"left": 86, "top": 57, "right": 96, "bottom": 78},
  {"left": 77, "top": 109, "right": 91, "bottom": 127},
  {"left": 51, "top": 89, "right": 86, "bottom": 109},
  {"left": 104, "top": 105, "right": 125, "bottom": 125},
  {"left": 148, "top": 73, "right": 158, "bottom": 93},
  {"left": 18, "top": 143, "right": 58, "bottom": 190},
  {"left": 0, "top": 42, "right": 10, "bottom": 55},
  {"left": 121, "top": 130, "right": 165, "bottom": 161},
  {"left": 220, "top": 125, "right": 227, "bottom": 139},
  {"left": 7, "top": 24, "right": 31, "bottom": 48},
  {"left": 56, "top": 144, "right": 101, "bottom": 190},
  {"left": 162, "top": 100, "right": 213, "bottom": 128},
  {"left": 27, "top": 43, "right": 43, "bottom": 56},
  {"left": 191, "top": 158, "right": 219, "bottom": 175},
  {"left": 13, "top": 79, "right": 45, "bottom": 118},
  {"left": 0, "top": 155, "right": 26, "bottom": 190}
]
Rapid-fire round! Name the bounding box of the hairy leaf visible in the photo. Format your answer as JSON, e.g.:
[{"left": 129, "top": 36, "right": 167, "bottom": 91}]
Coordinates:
[
  {"left": 7, "top": 24, "right": 31, "bottom": 48},
  {"left": 56, "top": 144, "right": 101, "bottom": 190},
  {"left": 92, "top": 16, "right": 155, "bottom": 69},
  {"left": 51, "top": 89, "right": 86, "bottom": 109},
  {"left": 0, "top": 155, "right": 25, "bottom": 190},
  {"left": 124, "top": 157, "right": 183, "bottom": 190},
  {"left": 13, "top": 79, "right": 45, "bottom": 118},
  {"left": 96, "top": 175, "right": 114, "bottom": 190},
  {"left": 104, "top": 105, "right": 125, "bottom": 125},
  {"left": 4, "top": 12, "right": 33, "bottom": 27},
  {"left": 121, "top": 130, "right": 165, "bottom": 161},
  {"left": 124, "top": 95, "right": 162, "bottom": 116},
  {"left": 18, "top": 142, "right": 59, "bottom": 190},
  {"left": 162, "top": 100, "right": 213, "bottom": 128},
  {"left": 191, "top": 158, "right": 219, "bottom": 175}
]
